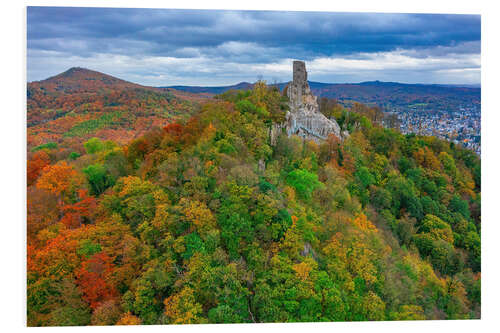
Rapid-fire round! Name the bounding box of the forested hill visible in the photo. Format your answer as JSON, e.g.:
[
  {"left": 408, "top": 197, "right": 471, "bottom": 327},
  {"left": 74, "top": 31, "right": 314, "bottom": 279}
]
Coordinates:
[
  {"left": 28, "top": 81, "right": 481, "bottom": 326},
  {"left": 166, "top": 80, "right": 480, "bottom": 110},
  {"left": 27, "top": 68, "right": 200, "bottom": 149}
]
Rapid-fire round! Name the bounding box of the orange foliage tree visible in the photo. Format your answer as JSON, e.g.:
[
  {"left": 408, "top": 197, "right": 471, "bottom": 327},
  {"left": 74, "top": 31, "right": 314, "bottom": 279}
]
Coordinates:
[
  {"left": 36, "top": 161, "right": 83, "bottom": 203},
  {"left": 75, "top": 252, "right": 118, "bottom": 309},
  {"left": 60, "top": 189, "right": 97, "bottom": 229},
  {"left": 27, "top": 151, "right": 51, "bottom": 186}
]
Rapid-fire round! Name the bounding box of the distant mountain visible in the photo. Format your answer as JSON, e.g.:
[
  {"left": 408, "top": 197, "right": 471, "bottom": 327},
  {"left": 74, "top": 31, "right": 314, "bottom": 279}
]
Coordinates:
[
  {"left": 163, "top": 82, "right": 254, "bottom": 95},
  {"left": 433, "top": 83, "right": 481, "bottom": 89},
  {"left": 165, "top": 80, "right": 481, "bottom": 110},
  {"left": 310, "top": 81, "right": 480, "bottom": 110}
]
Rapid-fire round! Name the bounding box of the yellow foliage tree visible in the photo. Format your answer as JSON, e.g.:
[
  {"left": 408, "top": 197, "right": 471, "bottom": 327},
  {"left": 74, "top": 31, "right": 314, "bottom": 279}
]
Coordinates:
[
  {"left": 164, "top": 287, "right": 204, "bottom": 324},
  {"left": 292, "top": 261, "right": 312, "bottom": 281},
  {"left": 352, "top": 213, "right": 378, "bottom": 232},
  {"left": 179, "top": 198, "right": 216, "bottom": 236},
  {"left": 116, "top": 312, "right": 142, "bottom": 325}
]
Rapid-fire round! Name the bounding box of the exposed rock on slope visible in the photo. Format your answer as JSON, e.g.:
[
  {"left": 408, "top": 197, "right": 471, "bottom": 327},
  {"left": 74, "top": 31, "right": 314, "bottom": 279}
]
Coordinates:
[{"left": 284, "top": 61, "right": 342, "bottom": 142}]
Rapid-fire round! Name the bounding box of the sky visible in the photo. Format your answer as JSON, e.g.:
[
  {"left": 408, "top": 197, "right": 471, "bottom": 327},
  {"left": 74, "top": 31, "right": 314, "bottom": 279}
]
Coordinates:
[{"left": 27, "top": 7, "right": 481, "bottom": 86}]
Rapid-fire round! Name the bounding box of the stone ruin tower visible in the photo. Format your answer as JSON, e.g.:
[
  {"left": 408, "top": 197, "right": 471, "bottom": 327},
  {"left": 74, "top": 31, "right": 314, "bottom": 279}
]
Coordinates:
[
  {"left": 293, "top": 60, "right": 307, "bottom": 89},
  {"left": 284, "top": 60, "right": 342, "bottom": 142}
]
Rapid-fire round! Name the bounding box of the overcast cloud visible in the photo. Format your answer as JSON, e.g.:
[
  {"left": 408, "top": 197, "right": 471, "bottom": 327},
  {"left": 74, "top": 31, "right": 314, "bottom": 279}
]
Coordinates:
[{"left": 27, "top": 7, "right": 481, "bottom": 86}]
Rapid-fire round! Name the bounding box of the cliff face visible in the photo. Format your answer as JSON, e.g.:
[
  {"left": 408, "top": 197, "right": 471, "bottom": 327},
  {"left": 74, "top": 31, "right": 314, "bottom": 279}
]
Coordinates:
[{"left": 284, "top": 61, "right": 342, "bottom": 142}]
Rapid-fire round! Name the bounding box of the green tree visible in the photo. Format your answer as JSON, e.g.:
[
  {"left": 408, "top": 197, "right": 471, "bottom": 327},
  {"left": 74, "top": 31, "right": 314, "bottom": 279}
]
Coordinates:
[
  {"left": 83, "top": 164, "right": 115, "bottom": 196},
  {"left": 84, "top": 137, "right": 105, "bottom": 154},
  {"left": 286, "top": 169, "right": 323, "bottom": 200}
]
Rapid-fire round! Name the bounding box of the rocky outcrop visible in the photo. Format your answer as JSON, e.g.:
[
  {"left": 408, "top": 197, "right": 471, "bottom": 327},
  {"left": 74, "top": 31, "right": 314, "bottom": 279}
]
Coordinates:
[
  {"left": 269, "top": 122, "right": 286, "bottom": 146},
  {"left": 283, "top": 61, "right": 342, "bottom": 143}
]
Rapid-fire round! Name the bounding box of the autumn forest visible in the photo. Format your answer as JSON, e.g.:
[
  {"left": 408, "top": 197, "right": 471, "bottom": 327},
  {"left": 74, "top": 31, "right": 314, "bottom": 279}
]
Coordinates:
[{"left": 27, "top": 67, "right": 481, "bottom": 326}]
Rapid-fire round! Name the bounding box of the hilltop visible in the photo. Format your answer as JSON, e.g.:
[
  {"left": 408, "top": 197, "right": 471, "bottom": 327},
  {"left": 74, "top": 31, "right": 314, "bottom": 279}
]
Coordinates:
[{"left": 29, "top": 67, "right": 146, "bottom": 94}]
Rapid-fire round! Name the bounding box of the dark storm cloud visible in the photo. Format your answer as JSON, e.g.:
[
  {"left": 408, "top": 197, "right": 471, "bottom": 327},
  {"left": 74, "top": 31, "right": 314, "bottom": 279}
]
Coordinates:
[
  {"left": 28, "top": 7, "right": 480, "bottom": 57},
  {"left": 27, "top": 7, "right": 481, "bottom": 85}
]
